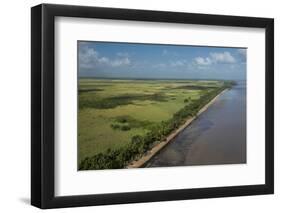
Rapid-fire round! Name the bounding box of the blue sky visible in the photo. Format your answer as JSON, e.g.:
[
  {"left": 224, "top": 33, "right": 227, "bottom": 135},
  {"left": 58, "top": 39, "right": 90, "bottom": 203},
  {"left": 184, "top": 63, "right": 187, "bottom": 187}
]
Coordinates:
[{"left": 78, "top": 41, "right": 246, "bottom": 80}]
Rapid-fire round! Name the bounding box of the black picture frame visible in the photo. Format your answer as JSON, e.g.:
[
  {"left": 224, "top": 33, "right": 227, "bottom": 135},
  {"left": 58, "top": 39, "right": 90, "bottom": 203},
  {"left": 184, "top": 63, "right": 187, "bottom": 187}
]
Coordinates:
[{"left": 31, "top": 3, "right": 274, "bottom": 209}]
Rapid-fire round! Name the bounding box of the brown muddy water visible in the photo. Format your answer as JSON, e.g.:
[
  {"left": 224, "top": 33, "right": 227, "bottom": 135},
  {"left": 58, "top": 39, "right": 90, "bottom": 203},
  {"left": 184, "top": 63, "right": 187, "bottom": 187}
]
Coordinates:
[{"left": 146, "top": 81, "right": 246, "bottom": 168}]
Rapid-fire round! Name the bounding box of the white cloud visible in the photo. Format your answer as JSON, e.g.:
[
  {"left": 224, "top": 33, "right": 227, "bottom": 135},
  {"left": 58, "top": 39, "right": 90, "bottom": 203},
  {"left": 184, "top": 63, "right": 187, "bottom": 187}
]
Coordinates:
[
  {"left": 194, "top": 57, "right": 212, "bottom": 65},
  {"left": 98, "top": 57, "right": 109, "bottom": 63},
  {"left": 79, "top": 45, "right": 130, "bottom": 69},
  {"left": 111, "top": 57, "right": 130, "bottom": 67},
  {"left": 210, "top": 51, "right": 236, "bottom": 63},
  {"left": 79, "top": 46, "right": 99, "bottom": 67},
  {"left": 153, "top": 60, "right": 189, "bottom": 69},
  {"left": 194, "top": 51, "right": 236, "bottom": 66}
]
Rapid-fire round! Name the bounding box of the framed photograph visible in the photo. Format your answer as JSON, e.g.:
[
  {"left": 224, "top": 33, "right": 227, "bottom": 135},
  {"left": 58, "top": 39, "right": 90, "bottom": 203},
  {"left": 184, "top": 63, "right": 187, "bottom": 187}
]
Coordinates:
[{"left": 31, "top": 4, "right": 274, "bottom": 209}]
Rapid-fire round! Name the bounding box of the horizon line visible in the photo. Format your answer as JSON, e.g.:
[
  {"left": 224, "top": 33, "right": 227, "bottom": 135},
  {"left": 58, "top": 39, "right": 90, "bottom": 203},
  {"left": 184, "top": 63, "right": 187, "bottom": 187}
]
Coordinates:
[{"left": 78, "top": 76, "right": 245, "bottom": 81}]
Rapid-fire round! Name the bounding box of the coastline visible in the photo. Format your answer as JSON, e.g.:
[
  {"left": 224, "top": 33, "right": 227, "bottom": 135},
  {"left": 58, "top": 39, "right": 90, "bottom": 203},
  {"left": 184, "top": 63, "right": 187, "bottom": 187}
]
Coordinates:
[{"left": 127, "top": 88, "right": 228, "bottom": 168}]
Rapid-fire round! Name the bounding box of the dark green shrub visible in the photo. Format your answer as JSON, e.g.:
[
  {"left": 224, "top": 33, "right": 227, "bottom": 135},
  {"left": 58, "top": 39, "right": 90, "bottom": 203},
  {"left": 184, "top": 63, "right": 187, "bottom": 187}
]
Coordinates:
[{"left": 121, "top": 124, "right": 131, "bottom": 131}]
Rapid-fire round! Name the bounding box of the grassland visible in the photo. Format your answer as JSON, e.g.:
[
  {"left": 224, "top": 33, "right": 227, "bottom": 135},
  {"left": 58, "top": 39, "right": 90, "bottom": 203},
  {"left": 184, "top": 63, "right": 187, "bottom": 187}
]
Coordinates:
[{"left": 78, "top": 79, "right": 233, "bottom": 170}]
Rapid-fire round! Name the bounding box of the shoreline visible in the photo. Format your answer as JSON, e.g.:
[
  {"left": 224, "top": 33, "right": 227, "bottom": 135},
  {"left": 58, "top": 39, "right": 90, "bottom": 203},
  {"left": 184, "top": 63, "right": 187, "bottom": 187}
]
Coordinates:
[{"left": 127, "top": 88, "right": 228, "bottom": 168}]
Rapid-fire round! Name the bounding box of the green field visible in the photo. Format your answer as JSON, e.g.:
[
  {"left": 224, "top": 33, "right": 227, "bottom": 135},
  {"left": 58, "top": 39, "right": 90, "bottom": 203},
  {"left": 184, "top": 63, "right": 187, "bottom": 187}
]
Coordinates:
[{"left": 78, "top": 79, "right": 232, "bottom": 170}]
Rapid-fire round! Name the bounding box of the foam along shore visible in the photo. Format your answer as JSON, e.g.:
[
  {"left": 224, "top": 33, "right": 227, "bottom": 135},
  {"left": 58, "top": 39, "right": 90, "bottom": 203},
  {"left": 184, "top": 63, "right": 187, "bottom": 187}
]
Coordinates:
[{"left": 127, "top": 88, "right": 228, "bottom": 169}]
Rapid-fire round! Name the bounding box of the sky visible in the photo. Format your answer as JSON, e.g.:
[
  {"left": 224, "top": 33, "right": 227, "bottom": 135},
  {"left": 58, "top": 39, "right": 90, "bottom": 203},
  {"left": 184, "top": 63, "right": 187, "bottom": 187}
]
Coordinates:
[{"left": 78, "top": 41, "right": 246, "bottom": 80}]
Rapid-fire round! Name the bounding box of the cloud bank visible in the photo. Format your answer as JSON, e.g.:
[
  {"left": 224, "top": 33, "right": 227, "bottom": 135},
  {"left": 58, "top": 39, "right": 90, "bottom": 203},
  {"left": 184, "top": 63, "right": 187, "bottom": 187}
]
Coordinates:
[
  {"left": 79, "top": 44, "right": 131, "bottom": 69},
  {"left": 195, "top": 51, "right": 236, "bottom": 66}
]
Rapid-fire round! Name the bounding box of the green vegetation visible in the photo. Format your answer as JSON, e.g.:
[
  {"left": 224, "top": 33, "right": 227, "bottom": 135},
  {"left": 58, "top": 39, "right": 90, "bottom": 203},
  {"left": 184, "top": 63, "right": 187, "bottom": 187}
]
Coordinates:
[{"left": 78, "top": 79, "right": 235, "bottom": 170}]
